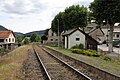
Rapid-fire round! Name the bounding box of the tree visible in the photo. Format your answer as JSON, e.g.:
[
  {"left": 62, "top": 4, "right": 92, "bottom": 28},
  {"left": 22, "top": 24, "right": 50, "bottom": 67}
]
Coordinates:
[
  {"left": 64, "top": 5, "right": 88, "bottom": 29},
  {"left": 44, "top": 29, "right": 49, "bottom": 35},
  {"left": 51, "top": 5, "right": 88, "bottom": 34},
  {"left": 16, "top": 36, "right": 24, "bottom": 44},
  {"left": 30, "top": 33, "right": 40, "bottom": 42},
  {"left": 41, "top": 35, "right": 48, "bottom": 44},
  {"left": 89, "top": 0, "right": 120, "bottom": 52},
  {"left": 51, "top": 12, "right": 65, "bottom": 34},
  {"left": 23, "top": 38, "right": 30, "bottom": 44}
]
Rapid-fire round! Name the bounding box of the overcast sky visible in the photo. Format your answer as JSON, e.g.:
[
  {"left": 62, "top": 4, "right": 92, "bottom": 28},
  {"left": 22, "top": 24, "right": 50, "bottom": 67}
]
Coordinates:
[{"left": 0, "top": 0, "right": 93, "bottom": 33}]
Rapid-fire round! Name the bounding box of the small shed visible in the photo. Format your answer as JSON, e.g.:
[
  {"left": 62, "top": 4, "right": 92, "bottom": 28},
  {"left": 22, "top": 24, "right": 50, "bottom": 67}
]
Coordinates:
[{"left": 62, "top": 28, "right": 98, "bottom": 50}]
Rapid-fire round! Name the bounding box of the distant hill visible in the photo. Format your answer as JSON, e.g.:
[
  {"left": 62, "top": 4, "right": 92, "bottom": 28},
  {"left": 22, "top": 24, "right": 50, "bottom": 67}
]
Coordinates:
[
  {"left": 14, "top": 32, "right": 24, "bottom": 36},
  {"left": 0, "top": 25, "right": 8, "bottom": 30},
  {"left": 14, "top": 30, "right": 45, "bottom": 37},
  {"left": 0, "top": 25, "right": 45, "bottom": 36},
  {"left": 25, "top": 30, "right": 45, "bottom": 35}
]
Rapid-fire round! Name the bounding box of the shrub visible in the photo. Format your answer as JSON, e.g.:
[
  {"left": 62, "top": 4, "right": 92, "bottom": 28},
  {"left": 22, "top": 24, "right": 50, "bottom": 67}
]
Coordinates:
[
  {"left": 103, "top": 56, "right": 112, "bottom": 61},
  {"left": 0, "top": 48, "right": 5, "bottom": 52},
  {"left": 78, "top": 43, "right": 84, "bottom": 49},
  {"left": 71, "top": 49, "right": 84, "bottom": 54},
  {"left": 71, "top": 48, "right": 100, "bottom": 57},
  {"left": 71, "top": 43, "right": 84, "bottom": 49}
]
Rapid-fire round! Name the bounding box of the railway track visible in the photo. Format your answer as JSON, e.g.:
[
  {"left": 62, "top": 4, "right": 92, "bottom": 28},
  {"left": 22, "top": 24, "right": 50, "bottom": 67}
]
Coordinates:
[
  {"left": 34, "top": 45, "right": 92, "bottom": 80},
  {"left": 40, "top": 45, "right": 120, "bottom": 80},
  {"left": 21, "top": 45, "right": 50, "bottom": 80}
]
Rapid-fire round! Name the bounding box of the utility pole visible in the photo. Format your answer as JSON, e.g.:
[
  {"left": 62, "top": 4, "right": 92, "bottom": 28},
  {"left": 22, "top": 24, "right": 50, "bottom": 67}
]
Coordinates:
[{"left": 57, "top": 19, "right": 60, "bottom": 47}]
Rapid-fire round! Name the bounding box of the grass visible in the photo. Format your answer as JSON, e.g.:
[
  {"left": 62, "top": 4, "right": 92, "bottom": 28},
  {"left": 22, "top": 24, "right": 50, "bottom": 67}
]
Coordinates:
[
  {"left": 46, "top": 46, "right": 120, "bottom": 77},
  {"left": 0, "top": 45, "right": 28, "bottom": 80}
]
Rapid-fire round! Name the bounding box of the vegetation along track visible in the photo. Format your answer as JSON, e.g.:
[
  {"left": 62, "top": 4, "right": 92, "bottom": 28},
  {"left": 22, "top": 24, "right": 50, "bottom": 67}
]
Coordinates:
[
  {"left": 34, "top": 45, "right": 92, "bottom": 80},
  {"left": 41, "top": 45, "right": 120, "bottom": 80},
  {"left": 20, "top": 45, "right": 50, "bottom": 80}
]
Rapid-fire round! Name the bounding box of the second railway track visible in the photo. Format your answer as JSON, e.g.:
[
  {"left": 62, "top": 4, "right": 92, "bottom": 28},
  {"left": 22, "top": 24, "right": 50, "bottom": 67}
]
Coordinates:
[
  {"left": 34, "top": 45, "right": 92, "bottom": 80},
  {"left": 41, "top": 45, "right": 120, "bottom": 80}
]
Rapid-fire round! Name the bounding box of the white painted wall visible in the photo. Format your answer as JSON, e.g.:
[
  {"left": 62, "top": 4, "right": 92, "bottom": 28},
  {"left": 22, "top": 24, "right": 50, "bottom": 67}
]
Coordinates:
[
  {"left": 65, "top": 36, "right": 67, "bottom": 48},
  {"left": 4, "top": 33, "right": 15, "bottom": 43},
  {"left": 66, "top": 30, "right": 85, "bottom": 49}
]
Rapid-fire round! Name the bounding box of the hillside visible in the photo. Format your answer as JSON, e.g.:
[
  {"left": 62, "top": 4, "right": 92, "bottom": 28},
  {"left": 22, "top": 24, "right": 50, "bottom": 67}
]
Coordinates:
[
  {"left": 14, "top": 32, "right": 24, "bottom": 36},
  {"left": 0, "top": 25, "right": 45, "bottom": 36},
  {"left": 15, "top": 30, "right": 45, "bottom": 37},
  {"left": 25, "top": 30, "right": 45, "bottom": 35},
  {"left": 0, "top": 25, "right": 8, "bottom": 30}
]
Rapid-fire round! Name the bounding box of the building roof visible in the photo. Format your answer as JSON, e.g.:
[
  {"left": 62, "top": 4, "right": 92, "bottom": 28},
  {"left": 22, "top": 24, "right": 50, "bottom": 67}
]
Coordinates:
[
  {"left": 0, "top": 30, "right": 13, "bottom": 38},
  {"left": 62, "top": 28, "right": 76, "bottom": 36},
  {"left": 88, "top": 27, "right": 104, "bottom": 35}
]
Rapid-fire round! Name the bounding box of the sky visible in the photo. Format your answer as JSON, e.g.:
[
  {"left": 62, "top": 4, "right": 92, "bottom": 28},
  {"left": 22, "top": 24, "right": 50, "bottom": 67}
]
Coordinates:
[{"left": 0, "top": 0, "right": 93, "bottom": 33}]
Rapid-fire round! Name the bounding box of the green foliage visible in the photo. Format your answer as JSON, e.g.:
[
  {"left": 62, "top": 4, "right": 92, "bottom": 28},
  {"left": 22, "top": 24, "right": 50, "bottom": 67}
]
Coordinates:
[
  {"left": 103, "top": 56, "right": 112, "bottom": 61},
  {"left": 89, "top": 0, "right": 120, "bottom": 25},
  {"left": 83, "top": 49, "right": 100, "bottom": 57},
  {"left": 64, "top": 5, "right": 88, "bottom": 29},
  {"left": 0, "top": 48, "right": 5, "bottom": 52},
  {"left": 23, "top": 38, "right": 30, "bottom": 44},
  {"left": 71, "top": 43, "right": 84, "bottom": 49},
  {"left": 41, "top": 35, "right": 48, "bottom": 41},
  {"left": 51, "top": 12, "right": 65, "bottom": 34},
  {"left": 44, "top": 29, "right": 49, "bottom": 35},
  {"left": 51, "top": 5, "right": 88, "bottom": 34},
  {"left": 16, "top": 36, "right": 24, "bottom": 43},
  {"left": 71, "top": 49, "right": 84, "bottom": 54},
  {"left": 30, "top": 33, "right": 41, "bottom": 42},
  {"left": 89, "top": 0, "right": 120, "bottom": 52},
  {"left": 71, "top": 49, "right": 100, "bottom": 57}
]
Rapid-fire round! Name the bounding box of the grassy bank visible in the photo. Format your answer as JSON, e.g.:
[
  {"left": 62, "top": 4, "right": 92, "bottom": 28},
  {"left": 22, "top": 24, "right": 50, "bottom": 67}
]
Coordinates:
[{"left": 0, "top": 45, "right": 28, "bottom": 80}]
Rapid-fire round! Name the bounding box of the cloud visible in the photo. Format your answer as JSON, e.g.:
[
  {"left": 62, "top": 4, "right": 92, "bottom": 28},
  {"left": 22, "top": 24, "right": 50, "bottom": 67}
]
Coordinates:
[
  {"left": 0, "top": 0, "right": 47, "bottom": 15},
  {"left": 0, "top": 0, "right": 94, "bottom": 33}
]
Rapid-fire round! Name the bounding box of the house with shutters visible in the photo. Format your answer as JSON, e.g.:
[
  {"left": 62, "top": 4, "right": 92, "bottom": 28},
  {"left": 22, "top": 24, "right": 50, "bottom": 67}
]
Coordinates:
[{"left": 62, "top": 28, "right": 98, "bottom": 50}]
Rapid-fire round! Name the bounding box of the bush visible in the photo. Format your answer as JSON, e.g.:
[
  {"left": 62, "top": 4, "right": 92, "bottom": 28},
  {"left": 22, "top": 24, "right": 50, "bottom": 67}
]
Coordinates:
[
  {"left": 78, "top": 43, "right": 84, "bottom": 49},
  {"left": 71, "top": 49, "right": 100, "bottom": 57},
  {"left": 71, "top": 43, "right": 84, "bottom": 49},
  {"left": 71, "top": 49, "right": 84, "bottom": 54},
  {"left": 103, "top": 56, "right": 112, "bottom": 61},
  {"left": 86, "top": 49, "right": 100, "bottom": 57},
  {"left": 0, "top": 48, "right": 5, "bottom": 52}
]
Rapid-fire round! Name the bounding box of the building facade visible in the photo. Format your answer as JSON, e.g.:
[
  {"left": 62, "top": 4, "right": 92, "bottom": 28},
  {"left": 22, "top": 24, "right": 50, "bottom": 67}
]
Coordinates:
[
  {"left": 47, "top": 28, "right": 63, "bottom": 43},
  {"left": 63, "top": 28, "right": 98, "bottom": 50}
]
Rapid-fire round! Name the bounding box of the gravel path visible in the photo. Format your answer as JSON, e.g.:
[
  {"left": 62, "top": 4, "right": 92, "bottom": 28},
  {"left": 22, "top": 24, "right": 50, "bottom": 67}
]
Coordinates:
[{"left": 19, "top": 46, "right": 45, "bottom": 80}]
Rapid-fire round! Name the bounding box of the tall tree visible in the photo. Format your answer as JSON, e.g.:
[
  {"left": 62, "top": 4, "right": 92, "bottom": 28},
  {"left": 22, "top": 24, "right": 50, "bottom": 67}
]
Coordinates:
[
  {"left": 30, "top": 33, "right": 40, "bottom": 42},
  {"left": 64, "top": 5, "right": 88, "bottom": 29},
  {"left": 51, "top": 5, "right": 88, "bottom": 34},
  {"left": 51, "top": 12, "right": 65, "bottom": 34},
  {"left": 89, "top": 0, "right": 120, "bottom": 52}
]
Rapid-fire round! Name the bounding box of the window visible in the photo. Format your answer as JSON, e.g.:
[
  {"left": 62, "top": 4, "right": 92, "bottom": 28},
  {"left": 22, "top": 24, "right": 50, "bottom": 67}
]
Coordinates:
[
  {"left": 9, "top": 38, "right": 11, "bottom": 42},
  {"left": 12, "top": 38, "right": 14, "bottom": 42},
  {"left": 6, "top": 39, "right": 8, "bottom": 42},
  {"left": 51, "top": 39, "right": 53, "bottom": 41},
  {"left": 56, "top": 39, "right": 58, "bottom": 41},
  {"left": 52, "top": 33, "right": 54, "bottom": 36},
  {"left": 76, "top": 38, "right": 80, "bottom": 41},
  {"left": 116, "top": 34, "right": 119, "bottom": 38}
]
